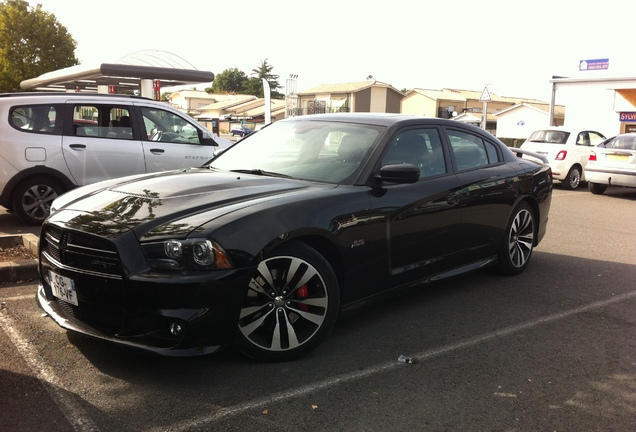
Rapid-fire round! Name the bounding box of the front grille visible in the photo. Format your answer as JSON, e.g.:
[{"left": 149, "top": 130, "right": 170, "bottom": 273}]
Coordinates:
[{"left": 42, "top": 225, "right": 122, "bottom": 277}]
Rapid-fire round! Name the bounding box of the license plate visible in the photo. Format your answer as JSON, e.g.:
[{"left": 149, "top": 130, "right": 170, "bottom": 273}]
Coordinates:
[
  {"left": 607, "top": 154, "right": 629, "bottom": 161},
  {"left": 49, "top": 270, "right": 78, "bottom": 306}
]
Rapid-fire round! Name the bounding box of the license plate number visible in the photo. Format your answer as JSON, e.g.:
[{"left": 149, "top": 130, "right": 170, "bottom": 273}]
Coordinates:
[
  {"left": 49, "top": 270, "right": 78, "bottom": 306},
  {"left": 607, "top": 154, "right": 628, "bottom": 161}
]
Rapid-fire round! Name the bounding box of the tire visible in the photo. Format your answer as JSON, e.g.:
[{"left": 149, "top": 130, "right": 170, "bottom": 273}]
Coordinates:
[
  {"left": 237, "top": 242, "right": 340, "bottom": 361},
  {"left": 11, "top": 176, "right": 64, "bottom": 225},
  {"left": 561, "top": 166, "right": 581, "bottom": 190},
  {"left": 588, "top": 182, "right": 607, "bottom": 195},
  {"left": 496, "top": 202, "right": 535, "bottom": 276}
]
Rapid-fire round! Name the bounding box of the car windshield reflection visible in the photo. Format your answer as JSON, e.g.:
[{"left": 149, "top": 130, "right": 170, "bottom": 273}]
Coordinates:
[{"left": 209, "top": 119, "right": 384, "bottom": 184}]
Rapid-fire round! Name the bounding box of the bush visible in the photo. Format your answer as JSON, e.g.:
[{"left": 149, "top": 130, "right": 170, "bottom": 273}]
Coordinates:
[{"left": 499, "top": 137, "right": 525, "bottom": 148}]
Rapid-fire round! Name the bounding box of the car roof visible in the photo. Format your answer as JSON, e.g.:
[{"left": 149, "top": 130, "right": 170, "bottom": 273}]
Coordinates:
[
  {"left": 0, "top": 92, "right": 153, "bottom": 103},
  {"left": 281, "top": 112, "right": 481, "bottom": 128}
]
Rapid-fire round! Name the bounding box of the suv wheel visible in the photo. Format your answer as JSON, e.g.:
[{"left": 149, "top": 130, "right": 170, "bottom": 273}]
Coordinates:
[{"left": 12, "top": 177, "right": 63, "bottom": 225}]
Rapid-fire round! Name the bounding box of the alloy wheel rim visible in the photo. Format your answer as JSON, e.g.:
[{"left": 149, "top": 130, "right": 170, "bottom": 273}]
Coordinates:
[
  {"left": 239, "top": 255, "right": 329, "bottom": 352},
  {"left": 569, "top": 170, "right": 581, "bottom": 188},
  {"left": 508, "top": 209, "right": 534, "bottom": 268},
  {"left": 22, "top": 185, "right": 57, "bottom": 220}
]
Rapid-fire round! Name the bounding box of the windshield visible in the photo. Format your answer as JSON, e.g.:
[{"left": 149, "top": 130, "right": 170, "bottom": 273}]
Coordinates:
[
  {"left": 527, "top": 130, "right": 570, "bottom": 144},
  {"left": 209, "top": 119, "right": 384, "bottom": 184}
]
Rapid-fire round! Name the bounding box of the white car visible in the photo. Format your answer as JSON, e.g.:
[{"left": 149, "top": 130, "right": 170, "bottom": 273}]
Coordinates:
[
  {"left": 520, "top": 127, "right": 607, "bottom": 189},
  {"left": 1, "top": 92, "right": 232, "bottom": 225},
  {"left": 585, "top": 133, "right": 636, "bottom": 194}
]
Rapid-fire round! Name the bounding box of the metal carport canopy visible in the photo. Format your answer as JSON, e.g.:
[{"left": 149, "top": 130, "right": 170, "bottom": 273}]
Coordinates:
[{"left": 20, "top": 63, "right": 215, "bottom": 93}]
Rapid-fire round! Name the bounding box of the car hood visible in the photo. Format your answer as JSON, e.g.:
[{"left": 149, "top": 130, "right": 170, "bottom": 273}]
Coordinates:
[{"left": 52, "top": 168, "right": 330, "bottom": 238}]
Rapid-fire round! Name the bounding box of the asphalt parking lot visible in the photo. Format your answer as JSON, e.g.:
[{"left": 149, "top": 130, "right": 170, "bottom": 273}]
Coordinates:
[{"left": 1, "top": 184, "right": 635, "bottom": 432}]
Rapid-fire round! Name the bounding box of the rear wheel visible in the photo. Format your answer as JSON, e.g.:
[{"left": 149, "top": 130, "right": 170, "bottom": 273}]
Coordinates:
[
  {"left": 562, "top": 166, "right": 581, "bottom": 190},
  {"left": 237, "top": 242, "right": 340, "bottom": 361},
  {"left": 588, "top": 182, "right": 607, "bottom": 195},
  {"left": 11, "top": 176, "right": 64, "bottom": 225},
  {"left": 496, "top": 202, "right": 535, "bottom": 276}
]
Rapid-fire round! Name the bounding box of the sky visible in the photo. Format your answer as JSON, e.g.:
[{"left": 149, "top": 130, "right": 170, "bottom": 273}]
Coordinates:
[{"left": 32, "top": 0, "right": 636, "bottom": 103}]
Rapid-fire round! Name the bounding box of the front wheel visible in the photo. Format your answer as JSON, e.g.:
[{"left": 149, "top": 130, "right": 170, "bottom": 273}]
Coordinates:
[
  {"left": 11, "top": 176, "right": 64, "bottom": 225},
  {"left": 496, "top": 202, "right": 535, "bottom": 276},
  {"left": 237, "top": 242, "right": 340, "bottom": 361},
  {"left": 561, "top": 166, "right": 581, "bottom": 190},
  {"left": 588, "top": 182, "right": 607, "bottom": 195}
]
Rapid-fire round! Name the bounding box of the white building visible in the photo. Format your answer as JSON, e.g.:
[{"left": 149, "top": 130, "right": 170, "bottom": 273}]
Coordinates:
[
  {"left": 549, "top": 76, "right": 636, "bottom": 136},
  {"left": 494, "top": 103, "right": 565, "bottom": 139}
]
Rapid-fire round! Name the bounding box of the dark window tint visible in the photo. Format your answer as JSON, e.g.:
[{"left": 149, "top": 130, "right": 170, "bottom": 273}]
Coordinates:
[
  {"left": 382, "top": 128, "right": 446, "bottom": 178},
  {"left": 447, "top": 129, "right": 500, "bottom": 171}
]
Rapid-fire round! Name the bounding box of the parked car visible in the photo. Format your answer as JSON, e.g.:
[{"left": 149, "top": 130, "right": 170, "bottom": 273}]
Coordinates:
[
  {"left": 37, "top": 113, "right": 552, "bottom": 361},
  {"left": 231, "top": 125, "right": 253, "bottom": 137},
  {"left": 585, "top": 132, "right": 636, "bottom": 194},
  {"left": 520, "top": 127, "right": 607, "bottom": 190},
  {"left": 0, "top": 92, "right": 233, "bottom": 225}
]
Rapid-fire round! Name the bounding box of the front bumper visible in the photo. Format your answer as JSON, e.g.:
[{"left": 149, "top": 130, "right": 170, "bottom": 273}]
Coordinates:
[{"left": 37, "top": 225, "right": 255, "bottom": 356}]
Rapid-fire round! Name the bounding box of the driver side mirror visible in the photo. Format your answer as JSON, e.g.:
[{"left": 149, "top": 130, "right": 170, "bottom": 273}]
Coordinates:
[{"left": 376, "top": 164, "right": 420, "bottom": 183}]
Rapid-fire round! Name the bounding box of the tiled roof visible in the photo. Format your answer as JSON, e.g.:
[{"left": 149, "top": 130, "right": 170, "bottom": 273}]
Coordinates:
[
  {"left": 298, "top": 80, "right": 403, "bottom": 95},
  {"left": 408, "top": 88, "right": 549, "bottom": 104},
  {"left": 199, "top": 95, "right": 257, "bottom": 110},
  {"left": 409, "top": 88, "right": 467, "bottom": 102},
  {"left": 494, "top": 102, "right": 565, "bottom": 117},
  {"left": 169, "top": 90, "right": 216, "bottom": 100}
]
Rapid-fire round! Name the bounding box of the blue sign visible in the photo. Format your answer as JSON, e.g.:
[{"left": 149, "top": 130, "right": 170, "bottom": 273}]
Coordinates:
[
  {"left": 619, "top": 112, "right": 636, "bottom": 122},
  {"left": 579, "top": 59, "right": 609, "bottom": 71}
]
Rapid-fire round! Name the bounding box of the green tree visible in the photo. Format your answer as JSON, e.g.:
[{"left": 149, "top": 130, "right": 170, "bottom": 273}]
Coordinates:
[
  {"left": 207, "top": 67, "right": 248, "bottom": 94},
  {"left": 250, "top": 59, "right": 284, "bottom": 99},
  {"left": 0, "top": 0, "right": 78, "bottom": 92},
  {"left": 241, "top": 76, "right": 262, "bottom": 96}
]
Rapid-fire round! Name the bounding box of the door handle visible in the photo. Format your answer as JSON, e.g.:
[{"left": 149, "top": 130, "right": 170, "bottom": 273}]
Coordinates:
[
  {"left": 149, "top": 148, "right": 165, "bottom": 155},
  {"left": 69, "top": 144, "right": 86, "bottom": 150}
]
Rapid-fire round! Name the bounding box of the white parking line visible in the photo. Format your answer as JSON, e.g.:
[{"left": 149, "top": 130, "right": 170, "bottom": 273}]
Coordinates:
[
  {"left": 0, "top": 306, "right": 100, "bottom": 432},
  {"left": 161, "top": 289, "right": 636, "bottom": 432}
]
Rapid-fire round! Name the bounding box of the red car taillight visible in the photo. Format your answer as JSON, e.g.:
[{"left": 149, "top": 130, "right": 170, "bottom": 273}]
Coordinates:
[
  {"left": 555, "top": 150, "right": 567, "bottom": 161},
  {"left": 589, "top": 151, "right": 597, "bottom": 162}
]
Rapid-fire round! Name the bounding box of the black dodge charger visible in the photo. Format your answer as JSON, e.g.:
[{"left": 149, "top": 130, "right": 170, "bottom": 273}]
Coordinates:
[{"left": 37, "top": 113, "right": 552, "bottom": 361}]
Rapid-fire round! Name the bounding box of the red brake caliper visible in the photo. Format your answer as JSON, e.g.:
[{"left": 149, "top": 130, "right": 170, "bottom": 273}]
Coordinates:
[{"left": 296, "top": 285, "right": 309, "bottom": 311}]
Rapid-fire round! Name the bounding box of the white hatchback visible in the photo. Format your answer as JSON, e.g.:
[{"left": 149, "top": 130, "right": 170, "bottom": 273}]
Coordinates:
[
  {"left": 585, "top": 133, "right": 636, "bottom": 194},
  {"left": 520, "top": 127, "right": 607, "bottom": 190}
]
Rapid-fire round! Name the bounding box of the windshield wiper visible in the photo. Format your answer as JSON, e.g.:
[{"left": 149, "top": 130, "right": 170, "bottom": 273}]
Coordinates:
[{"left": 230, "top": 169, "right": 292, "bottom": 179}]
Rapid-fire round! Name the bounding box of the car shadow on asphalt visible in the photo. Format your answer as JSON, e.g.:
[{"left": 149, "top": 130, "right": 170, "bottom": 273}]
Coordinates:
[{"left": 61, "top": 250, "right": 636, "bottom": 392}]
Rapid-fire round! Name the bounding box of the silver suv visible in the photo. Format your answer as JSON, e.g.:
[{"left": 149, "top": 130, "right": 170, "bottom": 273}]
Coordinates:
[{"left": 0, "top": 92, "right": 232, "bottom": 224}]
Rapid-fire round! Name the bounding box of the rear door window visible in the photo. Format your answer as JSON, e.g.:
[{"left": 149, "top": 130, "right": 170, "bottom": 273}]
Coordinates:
[{"left": 446, "top": 129, "right": 500, "bottom": 171}]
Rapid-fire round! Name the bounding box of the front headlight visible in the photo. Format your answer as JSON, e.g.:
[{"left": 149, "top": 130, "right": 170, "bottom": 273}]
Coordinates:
[{"left": 142, "top": 238, "right": 232, "bottom": 271}]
